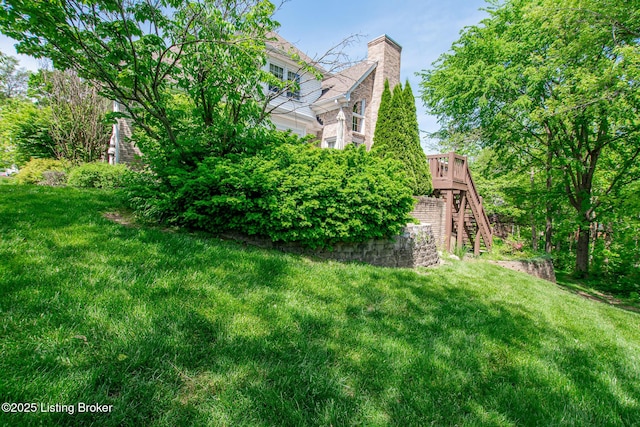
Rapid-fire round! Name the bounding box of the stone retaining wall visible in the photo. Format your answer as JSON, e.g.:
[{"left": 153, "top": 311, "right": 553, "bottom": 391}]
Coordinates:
[
  {"left": 223, "top": 224, "right": 439, "bottom": 268},
  {"left": 490, "top": 259, "right": 557, "bottom": 283}
]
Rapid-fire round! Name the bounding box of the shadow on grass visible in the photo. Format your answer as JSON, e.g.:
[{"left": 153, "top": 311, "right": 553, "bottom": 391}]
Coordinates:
[{"left": 1, "top": 186, "right": 639, "bottom": 426}]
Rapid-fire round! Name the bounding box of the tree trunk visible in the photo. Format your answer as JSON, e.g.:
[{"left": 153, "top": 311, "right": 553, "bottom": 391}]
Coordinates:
[
  {"left": 545, "top": 215, "right": 553, "bottom": 253},
  {"left": 575, "top": 223, "right": 590, "bottom": 277},
  {"left": 531, "top": 167, "right": 538, "bottom": 251},
  {"left": 545, "top": 150, "right": 553, "bottom": 253}
]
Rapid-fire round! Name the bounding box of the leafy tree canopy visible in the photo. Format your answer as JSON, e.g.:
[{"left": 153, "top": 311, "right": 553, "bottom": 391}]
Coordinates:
[
  {"left": 0, "top": 0, "right": 300, "bottom": 167},
  {"left": 0, "top": 51, "right": 29, "bottom": 100},
  {"left": 421, "top": 0, "right": 640, "bottom": 275}
]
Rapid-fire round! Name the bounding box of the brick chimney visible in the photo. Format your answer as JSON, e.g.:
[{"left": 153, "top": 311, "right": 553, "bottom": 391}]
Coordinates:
[{"left": 367, "top": 35, "right": 402, "bottom": 150}]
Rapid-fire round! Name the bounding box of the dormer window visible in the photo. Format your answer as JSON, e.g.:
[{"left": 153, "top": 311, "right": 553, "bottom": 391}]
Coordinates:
[{"left": 352, "top": 100, "right": 365, "bottom": 133}]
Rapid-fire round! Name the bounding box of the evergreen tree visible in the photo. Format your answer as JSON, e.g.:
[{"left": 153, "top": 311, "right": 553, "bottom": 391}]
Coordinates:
[
  {"left": 372, "top": 80, "right": 393, "bottom": 153},
  {"left": 372, "top": 79, "right": 432, "bottom": 195},
  {"left": 402, "top": 81, "right": 432, "bottom": 195}
]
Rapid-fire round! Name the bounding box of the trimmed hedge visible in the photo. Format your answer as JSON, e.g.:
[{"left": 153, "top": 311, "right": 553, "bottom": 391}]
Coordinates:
[
  {"left": 67, "top": 162, "right": 128, "bottom": 189},
  {"left": 175, "top": 143, "right": 415, "bottom": 248}
]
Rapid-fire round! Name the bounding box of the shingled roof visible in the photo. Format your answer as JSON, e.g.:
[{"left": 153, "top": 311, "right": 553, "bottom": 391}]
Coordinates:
[
  {"left": 315, "top": 60, "right": 377, "bottom": 104},
  {"left": 266, "top": 32, "right": 328, "bottom": 76}
]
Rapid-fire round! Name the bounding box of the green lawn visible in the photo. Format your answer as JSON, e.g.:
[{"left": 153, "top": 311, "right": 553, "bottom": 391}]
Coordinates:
[{"left": 1, "top": 184, "right": 639, "bottom": 426}]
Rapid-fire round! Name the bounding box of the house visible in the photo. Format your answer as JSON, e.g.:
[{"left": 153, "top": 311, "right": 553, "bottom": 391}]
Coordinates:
[
  {"left": 108, "top": 33, "right": 402, "bottom": 163},
  {"left": 265, "top": 33, "right": 402, "bottom": 150}
]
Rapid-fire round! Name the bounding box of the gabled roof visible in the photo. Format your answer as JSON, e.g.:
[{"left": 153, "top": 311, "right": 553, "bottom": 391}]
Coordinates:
[
  {"left": 314, "top": 60, "right": 377, "bottom": 105},
  {"left": 266, "top": 32, "right": 329, "bottom": 77},
  {"left": 266, "top": 33, "right": 381, "bottom": 112}
]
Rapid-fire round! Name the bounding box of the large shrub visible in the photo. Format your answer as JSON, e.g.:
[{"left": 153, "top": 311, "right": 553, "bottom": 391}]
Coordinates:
[
  {"left": 15, "top": 158, "right": 67, "bottom": 184},
  {"left": 178, "top": 144, "right": 415, "bottom": 247},
  {"left": 0, "top": 99, "right": 55, "bottom": 166},
  {"left": 126, "top": 142, "right": 416, "bottom": 248},
  {"left": 67, "top": 162, "right": 128, "bottom": 189}
]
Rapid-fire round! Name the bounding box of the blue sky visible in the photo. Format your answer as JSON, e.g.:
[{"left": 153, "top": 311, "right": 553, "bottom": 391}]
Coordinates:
[
  {"left": 272, "top": 0, "right": 490, "bottom": 151},
  {"left": 0, "top": 0, "right": 490, "bottom": 152}
]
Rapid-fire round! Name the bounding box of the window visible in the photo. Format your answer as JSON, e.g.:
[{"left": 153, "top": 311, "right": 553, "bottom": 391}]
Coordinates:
[
  {"left": 287, "top": 71, "right": 301, "bottom": 100},
  {"left": 352, "top": 100, "right": 365, "bottom": 133},
  {"left": 268, "top": 63, "right": 301, "bottom": 101},
  {"left": 269, "top": 63, "right": 284, "bottom": 93},
  {"left": 325, "top": 138, "right": 336, "bottom": 149}
]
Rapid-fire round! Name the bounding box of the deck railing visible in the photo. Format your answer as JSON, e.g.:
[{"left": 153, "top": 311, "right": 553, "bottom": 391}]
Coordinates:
[{"left": 426, "top": 152, "right": 492, "bottom": 252}]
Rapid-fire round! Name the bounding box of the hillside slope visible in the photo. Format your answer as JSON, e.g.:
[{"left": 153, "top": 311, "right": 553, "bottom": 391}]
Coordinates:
[{"left": 1, "top": 184, "right": 639, "bottom": 426}]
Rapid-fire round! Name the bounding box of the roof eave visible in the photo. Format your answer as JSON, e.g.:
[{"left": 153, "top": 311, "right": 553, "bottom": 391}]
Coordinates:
[
  {"left": 311, "top": 95, "right": 349, "bottom": 114},
  {"left": 311, "top": 62, "right": 378, "bottom": 113},
  {"left": 345, "top": 62, "right": 377, "bottom": 99}
]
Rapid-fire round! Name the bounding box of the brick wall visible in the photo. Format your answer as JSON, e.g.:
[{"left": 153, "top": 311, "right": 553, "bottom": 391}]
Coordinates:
[
  {"left": 223, "top": 224, "right": 439, "bottom": 268},
  {"left": 116, "top": 118, "right": 142, "bottom": 164},
  {"left": 411, "top": 196, "right": 446, "bottom": 247},
  {"left": 367, "top": 35, "right": 402, "bottom": 151},
  {"left": 348, "top": 72, "right": 375, "bottom": 148}
]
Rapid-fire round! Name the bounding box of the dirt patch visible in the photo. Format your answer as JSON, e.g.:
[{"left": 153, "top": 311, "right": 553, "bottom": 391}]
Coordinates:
[
  {"left": 103, "top": 211, "right": 137, "bottom": 227},
  {"left": 574, "top": 290, "right": 640, "bottom": 313}
]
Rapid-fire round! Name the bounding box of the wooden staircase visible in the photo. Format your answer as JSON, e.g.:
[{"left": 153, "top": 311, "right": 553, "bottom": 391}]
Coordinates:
[{"left": 427, "top": 152, "right": 492, "bottom": 255}]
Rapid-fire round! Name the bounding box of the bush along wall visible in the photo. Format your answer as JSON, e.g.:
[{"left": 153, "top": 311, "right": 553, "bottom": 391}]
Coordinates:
[
  {"left": 128, "top": 142, "right": 416, "bottom": 249},
  {"left": 67, "top": 162, "right": 129, "bottom": 189}
]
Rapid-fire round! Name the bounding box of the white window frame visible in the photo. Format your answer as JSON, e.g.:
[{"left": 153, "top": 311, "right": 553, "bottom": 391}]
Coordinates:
[
  {"left": 287, "top": 71, "right": 301, "bottom": 100},
  {"left": 352, "top": 99, "right": 365, "bottom": 133},
  {"left": 268, "top": 61, "right": 302, "bottom": 101},
  {"left": 325, "top": 137, "right": 337, "bottom": 149},
  {"left": 269, "top": 63, "right": 284, "bottom": 93}
]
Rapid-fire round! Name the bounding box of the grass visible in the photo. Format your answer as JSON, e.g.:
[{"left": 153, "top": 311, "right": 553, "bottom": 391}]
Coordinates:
[{"left": 1, "top": 185, "right": 639, "bottom": 426}]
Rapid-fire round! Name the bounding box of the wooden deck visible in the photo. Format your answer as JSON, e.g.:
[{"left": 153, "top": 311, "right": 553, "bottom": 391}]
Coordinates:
[{"left": 427, "top": 152, "right": 493, "bottom": 255}]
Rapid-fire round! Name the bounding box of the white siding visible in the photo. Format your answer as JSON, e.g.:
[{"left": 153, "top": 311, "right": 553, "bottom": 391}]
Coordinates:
[{"left": 264, "top": 55, "right": 323, "bottom": 136}]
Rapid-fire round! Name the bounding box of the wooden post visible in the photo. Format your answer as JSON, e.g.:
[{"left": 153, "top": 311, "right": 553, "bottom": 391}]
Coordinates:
[
  {"left": 457, "top": 192, "right": 467, "bottom": 248},
  {"left": 474, "top": 228, "right": 481, "bottom": 255},
  {"left": 444, "top": 190, "right": 453, "bottom": 252},
  {"left": 448, "top": 152, "right": 455, "bottom": 182}
]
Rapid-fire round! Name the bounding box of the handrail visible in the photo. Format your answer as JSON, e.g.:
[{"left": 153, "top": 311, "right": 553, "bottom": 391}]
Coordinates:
[
  {"left": 464, "top": 166, "right": 492, "bottom": 250},
  {"left": 427, "top": 152, "right": 492, "bottom": 251}
]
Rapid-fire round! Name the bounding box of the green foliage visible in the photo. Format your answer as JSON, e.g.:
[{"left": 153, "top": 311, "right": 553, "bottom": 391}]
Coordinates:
[
  {"left": 402, "top": 81, "right": 432, "bottom": 195},
  {"left": 0, "top": 51, "right": 29, "bottom": 100},
  {"left": 421, "top": 0, "right": 640, "bottom": 275},
  {"left": 0, "top": 1, "right": 283, "bottom": 165},
  {"left": 15, "top": 158, "right": 67, "bottom": 184},
  {"left": 1, "top": 67, "right": 111, "bottom": 167},
  {"left": 452, "top": 243, "right": 469, "bottom": 260},
  {"left": 127, "top": 141, "right": 415, "bottom": 248},
  {"left": 373, "top": 80, "right": 432, "bottom": 196},
  {"left": 372, "top": 80, "right": 392, "bottom": 150},
  {"left": 67, "top": 162, "right": 128, "bottom": 189},
  {"left": 119, "top": 167, "right": 172, "bottom": 223},
  {"left": 0, "top": 98, "right": 55, "bottom": 165}
]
